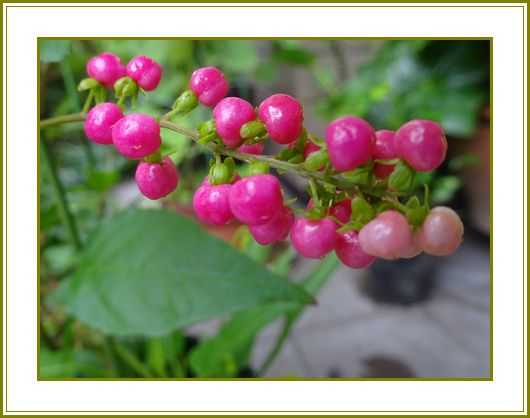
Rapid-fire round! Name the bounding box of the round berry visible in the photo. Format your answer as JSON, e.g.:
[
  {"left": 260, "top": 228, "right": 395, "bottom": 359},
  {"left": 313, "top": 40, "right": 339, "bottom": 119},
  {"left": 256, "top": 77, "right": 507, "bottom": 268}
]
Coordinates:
[
  {"left": 238, "top": 142, "right": 264, "bottom": 155},
  {"left": 189, "top": 66, "right": 229, "bottom": 107},
  {"left": 193, "top": 180, "right": 234, "bottom": 226},
  {"left": 417, "top": 207, "right": 463, "bottom": 256},
  {"left": 395, "top": 119, "right": 447, "bottom": 172},
  {"left": 213, "top": 97, "right": 255, "bottom": 148},
  {"left": 86, "top": 52, "right": 126, "bottom": 89},
  {"left": 290, "top": 217, "right": 337, "bottom": 259},
  {"left": 84, "top": 102, "right": 123, "bottom": 145},
  {"left": 325, "top": 116, "right": 375, "bottom": 172},
  {"left": 126, "top": 55, "right": 163, "bottom": 91},
  {"left": 373, "top": 129, "right": 396, "bottom": 179},
  {"left": 229, "top": 174, "right": 283, "bottom": 225},
  {"left": 258, "top": 94, "right": 304, "bottom": 144},
  {"left": 249, "top": 206, "right": 294, "bottom": 245},
  {"left": 358, "top": 210, "right": 412, "bottom": 260},
  {"left": 335, "top": 230, "right": 376, "bottom": 269},
  {"left": 330, "top": 199, "right": 352, "bottom": 224},
  {"left": 112, "top": 113, "right": 161, "bottom": 159},
  {"left": 400, "top": 232, "right": 423, "bottom": 259},
  {"left": 135, "top": 157, "right": 179, "bottom": 200}
]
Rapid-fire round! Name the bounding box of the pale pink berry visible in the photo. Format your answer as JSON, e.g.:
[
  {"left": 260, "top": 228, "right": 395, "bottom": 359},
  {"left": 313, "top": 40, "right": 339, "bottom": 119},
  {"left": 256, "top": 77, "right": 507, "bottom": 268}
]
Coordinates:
[
  {"left": 238, "top": 142, "right": 264, "bottom": 155},
  {"left": 213, "top": 97, "right": 255, "bottom": 148},
  {"left": 373, "top": 129, "right": 396, "bottom": 179},
  {"left": 193, "top": 180, "right": 234, "bottom": 226},
  {"left": 249, "top": 206, "right": 294, "bottom": 245},
  {"left": 417, "top": 207, "right": 463, "bottom": 256},
  {"left": 400, "top": 232, "right": 423, "bottom": 259},
  {"left": 126, "top": 55, "right": 163, "bottom": 91},
  {"left": 112, "top": 113, "right": 161, "bottom": 159},
  {"left": 290, "top": 217, "right": 337, "bottom": 259},
  {"left": 325, "top": 116, "right": 375, "bottom": 172},
  {"left": 189, "top": 66, "right": 229, "bottom": 107},
  {"left": 84, "top": 102, "right": 123, "bottom": 145},
  {"left": 395, "top": 119, "right": 447, "bottom": 172},
  {"left": 258, "top": 94, "right": 303, "bottom": 144},
  {"left": 229, "top": 174, "right": 283, "bottom": 225},
  {"left": 358, "top": 210, "right": 412, "bottom": 260},
  {"left": 335, "top": 230, "right": 376, "bottom": 269},
  {"left": 135, "top": 157, "right": 179, "bottom": 200},
  {"left": 86, "top": 52, "right": 126, "bottom": 89}
]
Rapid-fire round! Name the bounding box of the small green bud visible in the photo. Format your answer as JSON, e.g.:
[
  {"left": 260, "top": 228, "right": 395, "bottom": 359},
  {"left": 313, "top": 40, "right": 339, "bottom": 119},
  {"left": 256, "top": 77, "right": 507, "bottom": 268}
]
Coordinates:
[
  {"left": 78, "top": 77, "right": 99, "bottom": 91},
  {"left": 306, "top": 206, "right": 326, "bottom": 220},
  {"left": 350, "top": 196, "right": 375, "bottom": 230},
  {"left": 304, "top": 149, "right": 329, "bottom": 171},
  {"left": 247, "top": 160, "right": 270, "bottom": 176},
  {"left": 114, "top": 76, "right": 137, "bottom": 98},
  {"left": 209, "top": 161, "right": 232, "bottom": 185},
  {"left": 240, "top": 120, "right": 266, "bottom": 140},
  {"left": 404, "top": 195, "right": 428, "bottom": 228},
  {"left": 198, "top": 119, "right": 216, "bottom": 137},
  {"left": 173, "top": 89, "right": 198, "bottom": 114},
  {"left": 388, "top": 160, "right": 415, "bottom": 192}
]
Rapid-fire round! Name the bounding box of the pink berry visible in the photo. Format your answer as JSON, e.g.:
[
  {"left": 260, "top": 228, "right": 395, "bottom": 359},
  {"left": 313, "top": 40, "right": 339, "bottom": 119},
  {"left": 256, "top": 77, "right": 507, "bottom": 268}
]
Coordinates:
[
  {"left": 290, "top": 217, "right": 337, "bottom": 259},
  {"left": 335, "top": 230, "right": 376, "bottom": 269},
  {"left": 395, "top": 119, "right": 447, "bottom": 172},
  {"left": 238, "top": 142, "right": 264, "bottom": 155},
  {"left": 373, "top": 129, "right": 396, "bottom": 179},
  {"left": 303, "top": 141, "right": 321, "bottom": 159},
  {"left": 358, "top": 210, "right": 412, "bottom": 260},
  {"left": 213, "top": 97, "right": 255, "bottom": 148},
  {"left": 400, "top": 232, "right": 423, "bottom": 259},
  {"left": 258, "top": 94, "right": 304, "bottom": 144},
  {"left": 189, "top": 66, "right": 229, "bottom": 107},
  {"left": 249, "top": 206, "right": 294, "bottom": 245},
  {"left": 417, "top": 207, "right": 463, "bottom": 256},
  {"left": 307, "top": 198, "right": 351, "bottom": 224},
  {"left": 229, "top": 174, "right": 283, "bottom": 225},
  {"left": 135, "top": 157, "right": 179, "bottom": 200},
  {"left": 84, "top": 102, "right": 123, "bottom": 145},
  {"left": 86, "top": 52, "right": 126, "bottom": 89},
  {"left": 112, "top": 113, "right": 161, "bottom": 159},
  {"left": 126, "top": 55, "right": 163, "bottom": 91},
  {"left": 193, "top": 180, "right": 234, "bottom": 226},
  {"left": 325, "top": 116, "right": 375, "bottom": 172}
]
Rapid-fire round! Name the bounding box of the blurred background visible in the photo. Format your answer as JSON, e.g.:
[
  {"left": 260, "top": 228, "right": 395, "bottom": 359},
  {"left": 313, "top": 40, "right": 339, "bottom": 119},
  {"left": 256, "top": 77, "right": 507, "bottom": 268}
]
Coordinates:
[{"left": 40, "top": 39, "right": 490, "bottom": 378}]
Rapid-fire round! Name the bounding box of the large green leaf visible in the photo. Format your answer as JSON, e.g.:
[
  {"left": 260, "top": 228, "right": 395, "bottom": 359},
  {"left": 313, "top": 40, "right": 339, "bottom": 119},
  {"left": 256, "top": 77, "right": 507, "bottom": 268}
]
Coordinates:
[
  {"left": 40, "top": 40, "right": 72, "bottom": 63},
  {"left": 51, "top": 209, "right": 312, "bottom": 337}
]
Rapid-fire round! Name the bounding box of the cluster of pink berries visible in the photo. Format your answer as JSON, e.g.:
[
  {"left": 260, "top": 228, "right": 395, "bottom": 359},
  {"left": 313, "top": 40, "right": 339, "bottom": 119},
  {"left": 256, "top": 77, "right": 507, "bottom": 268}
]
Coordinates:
[{"left": 80, "top": 53, "right": 464, "bottom": 270}]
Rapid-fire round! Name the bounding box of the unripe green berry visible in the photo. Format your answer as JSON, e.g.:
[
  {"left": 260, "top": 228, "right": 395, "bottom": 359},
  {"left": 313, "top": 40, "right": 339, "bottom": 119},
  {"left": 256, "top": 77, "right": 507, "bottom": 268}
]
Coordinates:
[
  {"left": 173, "top": 89, "right": 199, "bottom": 114},
  {"left": 304, "top": 149, "right": 329, "bottom": 171},
  {"left": 240, "top": 120, "right": 267, "bottom": 140},
  {"left": 78, "top": 77, "right": 100, "bottom": 91}
]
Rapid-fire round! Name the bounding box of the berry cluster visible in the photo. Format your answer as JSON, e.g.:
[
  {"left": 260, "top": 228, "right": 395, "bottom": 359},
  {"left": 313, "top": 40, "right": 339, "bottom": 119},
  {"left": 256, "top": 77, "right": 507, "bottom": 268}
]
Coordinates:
[{"left": 80, "top": 52, "right": 463, "bottom": 270}]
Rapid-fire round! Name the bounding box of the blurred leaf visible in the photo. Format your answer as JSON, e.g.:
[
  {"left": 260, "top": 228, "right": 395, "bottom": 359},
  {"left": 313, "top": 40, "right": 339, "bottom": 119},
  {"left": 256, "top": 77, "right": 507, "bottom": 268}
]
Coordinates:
[
  {"left": 431, "top": 175, "right": 462, "bottom": 204},
  {"left": 43, "top": 244, "right": 77, "bottom": 275},
  {"left": 273, "top": 40, "right": 315, "bottom": 66},
  {"left": 449, "top": 153, "right": 481, "bottom": 171},
  {"left": 86, "top": 170, "right": 120, "bottom": 192},
  {"left": 40, "top": 40, "right": 72, "bottom": 63},
  {"left": 40, "top": 348, "right": 106, "bottom": 378},
  {"left": 205, "top": 41, "right": 258, "bottom": 74}
]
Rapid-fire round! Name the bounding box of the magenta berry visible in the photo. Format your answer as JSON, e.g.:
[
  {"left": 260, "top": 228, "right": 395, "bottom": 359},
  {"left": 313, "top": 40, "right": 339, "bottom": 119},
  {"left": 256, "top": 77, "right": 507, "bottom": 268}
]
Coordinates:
[
  {"left": 112, "top": 113, "right": 161, "bottom": 159},
  {"left": 213, "top": 97, "right": 256, "bottom": 148},
  {"left": 303, "top": 141, "right": 321, "bottom": 159},
  {"left": 86, "top": 52, "right": 126, "bottom": 89},
  {"left": 126, "top": 55, "right": 163, "bottom": 91},
  {"left": 335, "top": 230, "right": 376, "bottom": 269},
  {"left": 258, "top": 94, "right": 304, "bottom": 144},
  {"left": 418, "top": 207, "right": 463, "bottom": 256},
  {"left": 189, "top": 66, "right": 229, "bottom": 108},
  {"left": 330, "top": 199, "right": 352, "bottom": 224},
  {"left": 290, "top": 217, "right": 337, "bottom": 259},
  {"left": 249, "top": 206, "right": 294, "bottom": 245},
  {"left": 325, "top": 116, "right": 375, "bottom": 172},
  {"left": 358, "top": 210, "right": 412, "bottom": 260},
  {"left": 239, "top": 142, "right": 264, "bottom": 155},
  {"left": 135, "top": 157, "right": 179, "bottom": 200},
  {"left": 229, "top": 174, "right": 283, "bottom": 225},
  {"left": 193, "top": 180, "right": 234, "bottom": 226},
  {"left": 84, "top": 102, "right": 123, "bottom": 145},
  {"left": 395, "top": 119, "right": 447, "bottom": 172},
  {"left": 373, "top": 129, "right": 397, "bottom": 179}
]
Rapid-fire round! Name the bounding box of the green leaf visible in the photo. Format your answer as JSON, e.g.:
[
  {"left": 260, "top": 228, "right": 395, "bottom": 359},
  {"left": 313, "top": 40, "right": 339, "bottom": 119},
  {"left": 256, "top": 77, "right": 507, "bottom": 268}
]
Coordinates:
[
  {"left": 388, "top": 160, "right": 415, "bottom": 192},
  {"left": 50, "top": 209, "right": 312, "bottom": 337},
  {"left": 40, "top": 348, "right": 106, "bottom": 378},
  {"left": 431, "top": 175, "right": 462, "bottom": 204},
  {"left": 85, "top": 170, "right": 120, "bottom": 192},
  {"left": 350, "top": 196, "right": 375, "bottom": 230},
  {"left": 40, "top": 40, "right": 72, "bottom": 63},
  {"left": 342, "top": 165, "right": 372, "bottom": 187}
]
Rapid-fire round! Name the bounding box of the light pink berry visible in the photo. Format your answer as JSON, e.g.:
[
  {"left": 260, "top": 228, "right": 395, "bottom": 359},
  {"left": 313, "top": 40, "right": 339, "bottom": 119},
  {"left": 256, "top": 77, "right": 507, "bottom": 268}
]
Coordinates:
[
  {"left": 400, "top": 231, "right": 423, "bottom": 258},
  {"left": 335, "top": 230, "right": 376, "bottom": 269},
  {"left": 193, "top": 180, "right": 234, "bottom": 226},
  {"left": 189, "top": 66, "right": 229, "bottom": 107},
  {"left": 126, "top": 55, "right": 163, "bottom": 91},
  {"left": 238, "top": 142, "right": 264, "bottom": 155},
  {"left": 290, "top": 217, "right": 337, "bottom": 259},
  {"left": 417, "top": 207, "right": 463, "bottom": 256},
  {"left": 373, "top": 129, "right": 396, "bottom": 179},
  {"left": 84, "top": 102, "right": 123, "bottom": 145},
  {"left": 229, "top": 174, "right": 284, "bottom": 225},
  {"left": 258, "top": 94, "right": 303, "bottom": 144},
  {"left": 395, "top": 119, "right": 447, "bottom": 172},
  {"left": 135, "top": 157, "right": 179, "bottom": 200},
  {"left": 112, "top": 113, "right": 161, "bottom": 159},
  {"left": 249, "top": 206, "right": 294, "bottom": 245},
  {"left": 325, "top": 116, "right": 375, "bottom": 172},
  {"left": 213, "top": 97, "right": 256, "bottom": 148},
  {"left": 86, "top": 52, "right": 126, "bottom": 89}
]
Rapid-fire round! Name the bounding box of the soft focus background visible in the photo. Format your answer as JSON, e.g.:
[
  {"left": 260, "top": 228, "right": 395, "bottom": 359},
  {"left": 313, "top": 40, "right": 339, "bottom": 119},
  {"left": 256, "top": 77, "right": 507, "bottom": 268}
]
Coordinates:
[{"left": 39, "top": 39, "right": 490, "bottom": 378}]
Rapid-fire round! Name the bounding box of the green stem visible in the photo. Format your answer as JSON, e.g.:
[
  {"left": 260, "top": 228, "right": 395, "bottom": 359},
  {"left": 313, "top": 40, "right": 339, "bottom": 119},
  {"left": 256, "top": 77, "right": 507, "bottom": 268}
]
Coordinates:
[
  {"left": 39, "top": 112, "right": 85, "bottom": 129},
  {"left": 111, "top": 340, "right": 153, "bottom": 378}
]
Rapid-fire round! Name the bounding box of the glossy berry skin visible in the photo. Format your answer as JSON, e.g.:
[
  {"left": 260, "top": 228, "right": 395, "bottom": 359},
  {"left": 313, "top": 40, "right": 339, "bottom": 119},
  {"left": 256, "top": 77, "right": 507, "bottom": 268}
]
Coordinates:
[
  {"left": 418, "top": 206, "right": 463, "bottom": 256},
  {"left": 249, "top": 206, "right": 294, "bottom": 245},
  {"left": 395, "top": 119, "right": 447, "bottom": 172},
  {"left": 84, "top": 102, "right": 123, "bottom": 145},
  {"left": 189, "top": 66, "right": 229, "bottom": 107},
  {"left": 86, "top": 52, "right": 126, "bottom": 89},
  {"left": 335, "top": 230, "right": 376, "bottom": 269},
  {"left": 400, "top": 232, "right": 423, "bottom": 259},
  {"left": 373, "top": 129, "right": 396, "bottom": 179},
  {"left": 238, "top": 142, "right": 264, "bottom": 155},
  {"left": 126, "top": 55, "right": 163, "bottom": 91},
  {"left": 258, "top": 94, "right": 304, "bottom": 144},
  {"left": 213, "top": 97, "right": 256, "bottom": 148},
  {"left": 290, "top": 217, "right": 337, "bottom": 259},
  {"left": 229, "top": 174, "right": 283, "bottom": 225},
  {"left": 358, "top": 210, "right": 412, "bottom": 260},
  {"left": 112, "top": 113, "right": 161, "bottom": 159},
  {"left": 193, "top": 180, "right": 234, "bottom": 226},
  {"left": 325, "top": 116, "right": 375, "bottom": 172},
  {"left": 135, "top": 157, "right": 179, "bottom": 200}
]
